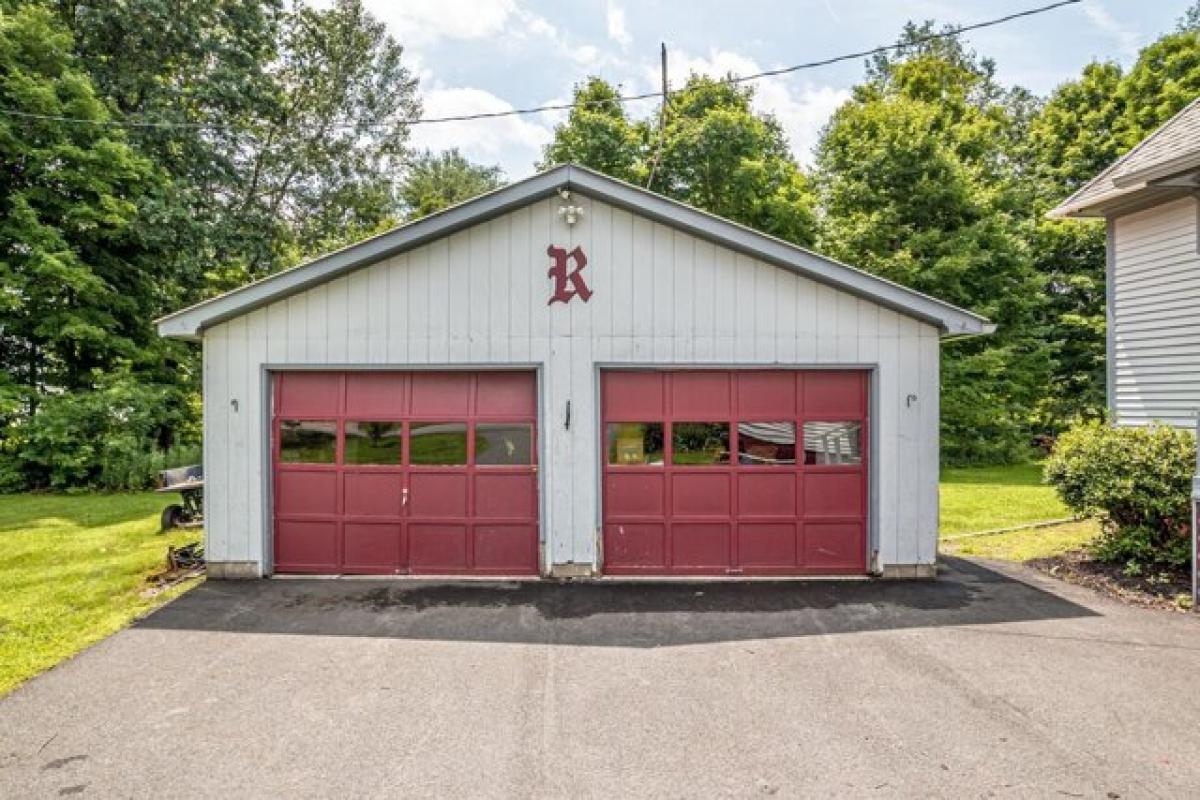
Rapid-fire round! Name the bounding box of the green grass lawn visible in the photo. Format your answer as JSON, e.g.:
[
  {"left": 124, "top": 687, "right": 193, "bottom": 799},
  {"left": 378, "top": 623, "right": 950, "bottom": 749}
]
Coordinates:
[
  {"left": 940, "top": 461, "right": 1073, "bottom": 535},
  {"left": 939, "top": 461, "right": 1098, "bottom": 563},
  {"left": 0, "top": 493, "right": 202, "bottom": 696},
  {"left": 940, "top": 519, "right": 1100, "bottom": 561}
]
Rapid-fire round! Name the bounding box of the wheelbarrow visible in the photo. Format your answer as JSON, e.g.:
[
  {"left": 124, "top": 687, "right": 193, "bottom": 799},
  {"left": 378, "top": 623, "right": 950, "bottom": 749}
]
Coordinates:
[{"left": 157, "top": 464, "right": 204, "bottom": 532}]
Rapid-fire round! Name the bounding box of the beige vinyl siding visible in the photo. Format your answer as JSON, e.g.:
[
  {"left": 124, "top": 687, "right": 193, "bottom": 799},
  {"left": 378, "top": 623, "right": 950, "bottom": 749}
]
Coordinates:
[
  {"left": 202, "top": 196, "right": 941, "bottom": 575},
  {"left": 1111, "top": 196, "right": 1200, "bottom": 427}
]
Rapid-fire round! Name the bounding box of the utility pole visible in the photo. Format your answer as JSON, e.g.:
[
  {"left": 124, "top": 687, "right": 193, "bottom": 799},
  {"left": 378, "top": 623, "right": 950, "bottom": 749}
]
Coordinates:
[{"left": 646, "top": 42, "right": 668, "bottom": 190}]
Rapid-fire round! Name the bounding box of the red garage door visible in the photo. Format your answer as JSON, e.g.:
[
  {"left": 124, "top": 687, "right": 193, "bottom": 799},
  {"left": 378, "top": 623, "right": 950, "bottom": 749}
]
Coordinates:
[
  {"left": 602, "top": 370, "right": 868, "bottom": 576},
  {"left": 272, "top": 371, "right": 539, "bottom": 575}
]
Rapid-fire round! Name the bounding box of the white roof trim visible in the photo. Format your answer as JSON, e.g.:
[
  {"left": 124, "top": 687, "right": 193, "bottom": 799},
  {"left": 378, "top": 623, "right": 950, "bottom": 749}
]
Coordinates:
[{"left": 158, "top": 164, "right": 993, "bottom": 340}]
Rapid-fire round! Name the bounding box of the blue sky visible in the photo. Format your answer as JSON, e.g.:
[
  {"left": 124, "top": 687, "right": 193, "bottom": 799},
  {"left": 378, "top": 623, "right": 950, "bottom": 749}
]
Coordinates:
[{"left": 359, "top": 0, "right": 1195, "bottom": 178}]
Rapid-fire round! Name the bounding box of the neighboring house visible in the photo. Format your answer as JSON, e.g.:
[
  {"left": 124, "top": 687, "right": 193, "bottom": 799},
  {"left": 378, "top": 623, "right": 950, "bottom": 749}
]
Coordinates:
[
  {"left": 158, "top": 164, "right": 991, "bottom": 580},
  {"left": 1050, "top": 97, "right": 1200, "bottom": 428}
]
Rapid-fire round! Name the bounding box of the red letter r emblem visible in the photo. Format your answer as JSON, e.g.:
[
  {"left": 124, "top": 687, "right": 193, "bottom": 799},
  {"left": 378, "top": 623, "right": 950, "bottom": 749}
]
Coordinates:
[{"left": 547, "top": 245, "right": 592, "bottom": 305}]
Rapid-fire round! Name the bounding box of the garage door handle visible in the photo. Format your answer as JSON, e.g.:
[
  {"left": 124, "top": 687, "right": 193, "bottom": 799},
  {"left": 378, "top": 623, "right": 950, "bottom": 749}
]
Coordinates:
[{"left": 401, "top": 486, "right": 409, "bottom": 507}]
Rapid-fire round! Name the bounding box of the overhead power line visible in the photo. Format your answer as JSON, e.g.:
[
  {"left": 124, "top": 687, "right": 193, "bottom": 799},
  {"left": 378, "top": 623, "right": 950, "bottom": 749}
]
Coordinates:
[{"left": 0, "top": 0, "right": 1081, "bottom": 132}]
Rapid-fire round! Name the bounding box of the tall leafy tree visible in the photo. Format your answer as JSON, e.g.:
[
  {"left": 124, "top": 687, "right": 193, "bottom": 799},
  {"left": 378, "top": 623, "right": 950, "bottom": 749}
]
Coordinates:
[
  {"left": 540, "top": 77, "right": 644, "bottom": 184},
  {"left": 818, "top": 24, "right": 1049, "bottom": 463},
  {"left": 400, "top": 149, "right": 503, "bottom": 220},
  {"left": 652, "top": 76, "right": 816, "bottom": 245},
  {"left": 542, "top": 75, "right": 817, "bottom": 247},
  {"left": 0, "top": 5, "right": 176, "bottom": 486},
  {"left": 52, "top": 0, "right": 421, "bottom": 287}
]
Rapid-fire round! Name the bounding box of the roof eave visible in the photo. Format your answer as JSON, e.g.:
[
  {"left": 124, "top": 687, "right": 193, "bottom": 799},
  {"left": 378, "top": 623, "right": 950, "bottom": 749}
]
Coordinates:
[{"left": 158, "top": 162, "right": 992, "bottom": 341}]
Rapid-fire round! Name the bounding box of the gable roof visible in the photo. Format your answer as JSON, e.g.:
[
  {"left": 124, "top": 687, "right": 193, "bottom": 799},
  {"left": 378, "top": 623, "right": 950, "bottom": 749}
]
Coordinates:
[
  {"left": 157, "top": 164, "right": 994, "bottom": 340},
  {"left": 1049, "top": 96, "right": 1200, "bottom": 219}
]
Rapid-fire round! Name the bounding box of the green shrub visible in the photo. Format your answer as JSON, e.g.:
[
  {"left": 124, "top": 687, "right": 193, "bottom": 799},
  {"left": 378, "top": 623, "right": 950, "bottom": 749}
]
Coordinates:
[{"left": 1044, "top": 421, "right": 1196, "bottom": 571}]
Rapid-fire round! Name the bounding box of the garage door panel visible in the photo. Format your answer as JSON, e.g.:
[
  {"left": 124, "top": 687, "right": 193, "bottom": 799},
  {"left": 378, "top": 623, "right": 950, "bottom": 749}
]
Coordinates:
[
  {"left": 670, "top": 372, "right": 730, "bottom": 418},
  {"left": 804, "top": 472, "right": 863, "bottom": 518},
  {"left": 344, "top": 372, "right": 406, "bottom": 417},
  {"left": 737, "top": 473, "right": 796, "bottom": 517},
  {"left": 276, "top": 471, "right": 338, "bottom": 517},
  {"left": 738, "top": 523, "right": 797, "bottom": 567},
  {"left": 605, "top": 473, "right": 664, "bottom": 516},
  {"left": 342, "top": 523, "right": 401, "bottom": 573},
  {"left": 275, "top": 520, "right": 338, "bottom": 571},
  {"left": 409, "top": 473, "right": 468, "bottom": 517},
  {"left": 411, "top": 372, "right": 471, "bottom": 416},
  {"left": 671, "top": 523, "right": 730, "bottom": 568},
  {"left": 804, "top": 371, "right": 864, "bottom": 415},
  {"left": 602, "top": 372, "right": 664, "bottom": 419},
  {"left": 475, "top": 473, "right": 537, "bottom": 518},
  {"left": 737, "top": 372, "right": 796, "bottom": 417},
  {"left": 343, "top": 472, "right": 403, "bottom": 517},
  {"left": 474, "top": 372, "right": 536, "bottom": 416},
  {"left": 671, "top": 472, "right": 730, "bottom": 517},
  {"left": 803, "top": 522, "right": 865, "bottom": 570},
  {"left": 408, "top": 524, "right": 468, "bottom": 571},
  {"left": 277, "top": 372, "right": 341, "bottom": 417},
  {"left": 605, "top": 524, "right": 665, "bottom": 568},
  {"left": 473, "top": 525, "right": 537, "bottom": 571}
]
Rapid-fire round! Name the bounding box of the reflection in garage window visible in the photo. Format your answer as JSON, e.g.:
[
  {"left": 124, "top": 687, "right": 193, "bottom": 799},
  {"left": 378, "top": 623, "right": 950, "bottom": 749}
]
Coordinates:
[
  {"left": 737, "top": 422, "right": 796, "bottom": 465},
  {"left": 410, "top": 422, "right": 468, "bottom": 465},
  {"left": 803, "top": 421, "right": 862, "bottom": 465},
  {"left": 279, "top": 420, "right": 337, "bottom": 463},
  {"left": 606, "top": 422, "right": 665, "bottom": 465},
  {"left": 475, "top": 423, "right": 533, "bottom": 465},
  {"left": 344, "top": 421, "right": 402, "bottom": 465},
  {"left": 672, "top": 422, "right": 730, "bottom": 465}
]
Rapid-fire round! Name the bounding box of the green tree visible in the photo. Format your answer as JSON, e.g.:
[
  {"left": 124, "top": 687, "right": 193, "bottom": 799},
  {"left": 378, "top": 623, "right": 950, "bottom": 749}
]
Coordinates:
[
  {"left": 52, "top": 0, "right": 421, "bottom": 285},
  {"left": 540, "top": 77, "right": 644, "bottom": 184},
  {"left": 652, "top": 76, "right": 816, "bottom": 245},
  {"left": 0, "top": 5, "right": 176, "bottom": 486},
  {"left": 400, "top": 149, "right": 503, "bottom": 220},
  {"left": 541, "top": 75, "right": 817, "bottom": 247},
  {"left": 817, "top": 23, "right": 1049, "bottom": 463}
]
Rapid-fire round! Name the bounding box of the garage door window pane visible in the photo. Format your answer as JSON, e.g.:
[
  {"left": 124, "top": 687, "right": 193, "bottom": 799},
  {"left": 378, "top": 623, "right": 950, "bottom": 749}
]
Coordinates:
[
  {"left": 672, "top": 422, "right": 730, "bottom": 465},
  {"left": 475, "top": 423, "right": 533, "bottom": 465},
  {"left": 344, "top": 421, "right": 402, "bottom": 465},
  {"left": 803, "top": 421, "right": 862, "bottom": 465},
  {"left": 410, "top": 422, "right": 468, "bottom": 465},
  {"left": 279, "top": 420, "right": 337, "bottom": 463},
  {"left": 606, "top": 422, "right": 665, "bottom": 465},
  {"left": 737, "top": 422, "right": 796, "bottom": 465}
]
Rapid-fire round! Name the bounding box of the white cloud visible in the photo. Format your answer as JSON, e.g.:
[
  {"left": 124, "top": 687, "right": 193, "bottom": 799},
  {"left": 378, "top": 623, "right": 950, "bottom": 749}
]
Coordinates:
[
  {"left": 1082, "top": 2, "right": 1141, "bottom": 59},
  {"left": 363, "top": 0, "right": 518, "bottom": 46},
  {"left": 410, "top": 86, "right": 554, "bottom": 178},
  {"left": 662, "top": 49, "right": 851, "bottom": 165},
  {"left": 606, "top": 2, "right": 632, "bottom": 48}
]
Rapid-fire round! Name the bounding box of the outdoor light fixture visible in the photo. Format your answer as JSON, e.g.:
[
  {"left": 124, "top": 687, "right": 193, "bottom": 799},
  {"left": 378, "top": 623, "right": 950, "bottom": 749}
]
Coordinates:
[{"left": 557, "top": 188, "right": 583, "bottom": 226}]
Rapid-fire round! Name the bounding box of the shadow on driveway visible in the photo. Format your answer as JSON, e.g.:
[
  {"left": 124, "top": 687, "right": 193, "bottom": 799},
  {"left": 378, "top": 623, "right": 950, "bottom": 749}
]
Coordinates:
[
  {"left": 137, "top": 556, "right": 1098, "bottom": 648},
  {"left": 136, "top": 556, "right": 1099, "bottom": 652}
]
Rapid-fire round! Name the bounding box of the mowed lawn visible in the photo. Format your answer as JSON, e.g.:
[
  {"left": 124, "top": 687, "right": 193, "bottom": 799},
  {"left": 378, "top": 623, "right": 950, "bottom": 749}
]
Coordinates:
[
  {"left": 0, "top": 493, "right": 202, "bottom": 696},
  {"left": 940, "top": 461, "right": 1099, "bottom": 561},
  {"left": 939, "top": 461, "right": 1072, "bottom": 534}
]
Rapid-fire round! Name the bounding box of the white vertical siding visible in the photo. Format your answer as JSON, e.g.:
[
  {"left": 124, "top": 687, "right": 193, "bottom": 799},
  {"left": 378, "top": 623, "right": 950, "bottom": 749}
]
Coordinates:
[
  {"left": 1112, "top": 197, "right": 1200, "bottom": 427},
  {"left": 202, "top": 195, "right": 942, "bottom": 574}
]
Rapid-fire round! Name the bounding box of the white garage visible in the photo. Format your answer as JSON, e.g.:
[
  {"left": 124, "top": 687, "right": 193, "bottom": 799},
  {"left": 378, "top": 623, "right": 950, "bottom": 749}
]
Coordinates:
[{"left": 157, "top": 164, "right": 992, "bottom": 579}]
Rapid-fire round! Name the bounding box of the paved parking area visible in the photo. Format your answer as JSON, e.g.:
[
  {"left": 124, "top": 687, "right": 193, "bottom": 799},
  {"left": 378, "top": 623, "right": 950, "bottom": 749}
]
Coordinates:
[{"left": 2, "top": 557, "right": 1199, "bottom": 798}]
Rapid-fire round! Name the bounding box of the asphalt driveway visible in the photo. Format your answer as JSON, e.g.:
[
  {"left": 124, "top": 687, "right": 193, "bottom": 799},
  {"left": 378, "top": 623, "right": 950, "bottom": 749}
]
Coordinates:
[{"left": 2, "top": 557, "right": 1199, "bottom": 798}]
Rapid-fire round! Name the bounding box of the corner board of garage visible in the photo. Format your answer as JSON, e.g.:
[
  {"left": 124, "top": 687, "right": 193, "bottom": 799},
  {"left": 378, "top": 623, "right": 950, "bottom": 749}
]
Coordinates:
[
  {"left": 157, "top": 164, "right": 993, "bottom": 341},
  {"left": 162, "top": 163, "right": 986, "bottom": 581}
]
